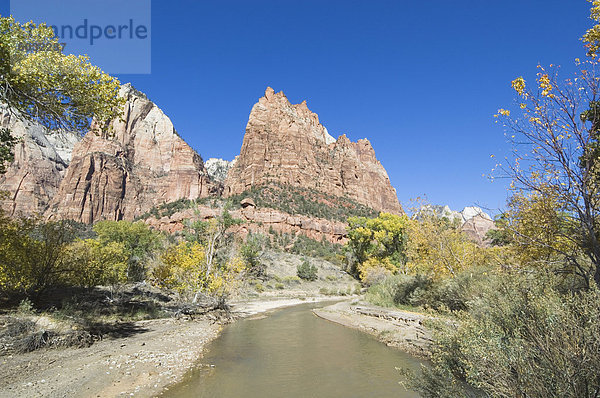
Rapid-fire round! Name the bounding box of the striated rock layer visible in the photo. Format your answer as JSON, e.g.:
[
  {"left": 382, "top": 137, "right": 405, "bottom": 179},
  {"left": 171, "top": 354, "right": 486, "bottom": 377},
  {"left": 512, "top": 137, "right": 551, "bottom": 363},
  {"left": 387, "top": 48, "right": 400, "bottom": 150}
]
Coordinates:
[
  {"left": 145, "top": 205, "right": 348, "bottom": 244},
  {"left": 0, "top": 111, "right": 80, "bottom": 217},
  {"left": 224, "top": 88, "right": 402, "bottom": 214},
  {"left": 45, "top": 84, "right": 216, "bottom": 223}
]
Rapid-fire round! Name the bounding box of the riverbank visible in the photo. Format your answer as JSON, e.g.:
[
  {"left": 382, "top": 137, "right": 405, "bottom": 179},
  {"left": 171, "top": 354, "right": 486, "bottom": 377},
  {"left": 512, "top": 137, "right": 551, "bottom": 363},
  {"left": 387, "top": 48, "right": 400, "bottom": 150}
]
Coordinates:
[
  {"left": 313, "top": 301, "right": 433, "bottom": 358},
  {"left": 0, "top": 296, "right": 346, "bottom": 398}
]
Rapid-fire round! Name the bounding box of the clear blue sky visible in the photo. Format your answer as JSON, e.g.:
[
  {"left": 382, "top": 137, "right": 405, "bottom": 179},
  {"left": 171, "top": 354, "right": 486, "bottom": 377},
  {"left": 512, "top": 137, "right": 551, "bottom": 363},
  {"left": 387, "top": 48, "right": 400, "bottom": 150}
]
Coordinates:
[{"left": 2, "top": 1, "right": 594, "bottom": 213}]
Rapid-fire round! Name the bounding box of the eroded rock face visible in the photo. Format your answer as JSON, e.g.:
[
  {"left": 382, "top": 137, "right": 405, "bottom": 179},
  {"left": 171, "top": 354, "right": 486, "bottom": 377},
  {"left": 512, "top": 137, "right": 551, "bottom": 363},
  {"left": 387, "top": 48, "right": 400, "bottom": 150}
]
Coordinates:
[
  {"left": 45, "top": 84, "right": 215, "bottom": 223},
  {"left": 0, "top": 112, "right": 80, "bottom": 217},
  {"left": 415, "top": 204, "right": 496, "bottom": 246},
  {"left": 461, "top": 214, "right": 496, "bottom": 247},
  {"left": 144, "top": 205, "right": 348, "bottom": 244},
  {"left": 224, "top": 88, "right": 403, "bottom": 214},
  {"left": 205, "top": 158, "right": 234, "bottom": 183}
]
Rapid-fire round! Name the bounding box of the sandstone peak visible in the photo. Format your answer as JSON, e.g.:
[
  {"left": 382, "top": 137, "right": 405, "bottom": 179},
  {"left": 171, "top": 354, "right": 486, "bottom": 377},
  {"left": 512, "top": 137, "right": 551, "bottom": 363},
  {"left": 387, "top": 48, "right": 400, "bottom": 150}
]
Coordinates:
[
  {"left": 45, "top": 84, "right": 217, "bottom": 223},
  {"left": 225, "top": 88, "right": 402, "bottom": 214}
]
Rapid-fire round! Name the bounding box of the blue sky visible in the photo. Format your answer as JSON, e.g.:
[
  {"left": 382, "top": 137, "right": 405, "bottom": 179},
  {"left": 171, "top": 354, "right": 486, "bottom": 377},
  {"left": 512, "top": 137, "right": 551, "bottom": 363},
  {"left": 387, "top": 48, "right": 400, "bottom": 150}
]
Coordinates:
[{"left": 3, "top": 1, "right": 594, "bottom": 214}]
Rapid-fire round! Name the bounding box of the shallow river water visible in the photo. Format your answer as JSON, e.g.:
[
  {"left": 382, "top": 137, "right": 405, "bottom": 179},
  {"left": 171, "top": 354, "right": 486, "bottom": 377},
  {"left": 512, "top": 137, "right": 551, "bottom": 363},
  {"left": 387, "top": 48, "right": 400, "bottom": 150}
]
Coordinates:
[{"left": 165, "top": 302, "right": 423, "bottom": 398}]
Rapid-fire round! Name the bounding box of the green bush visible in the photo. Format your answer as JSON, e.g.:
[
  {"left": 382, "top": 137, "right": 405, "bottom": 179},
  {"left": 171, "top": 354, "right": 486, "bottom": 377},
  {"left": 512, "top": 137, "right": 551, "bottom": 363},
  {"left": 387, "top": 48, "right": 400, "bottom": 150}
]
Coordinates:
[
  {"left": 405, "top": 271, "right": 600, "bottom": 398},
  {"left": 283, "top": 276, "right": 301, "bottom": 284},
  {"left": 241, "top": 234, "right": 266, "bottom": 278},
  {"left": 275, "top": 282, "right": 284, "bottom": 290},
  {"left": 365, "top": 268, "right": 491, "bottom": 312},
  {"left": 365, "top": 274, "right": 432, "bottom": 308},
  {"left": 254, "top": 283, "right": 265, "bottom": 293},
  {"left": 297, "top": 259, "right": 318, "bottom": 281}
]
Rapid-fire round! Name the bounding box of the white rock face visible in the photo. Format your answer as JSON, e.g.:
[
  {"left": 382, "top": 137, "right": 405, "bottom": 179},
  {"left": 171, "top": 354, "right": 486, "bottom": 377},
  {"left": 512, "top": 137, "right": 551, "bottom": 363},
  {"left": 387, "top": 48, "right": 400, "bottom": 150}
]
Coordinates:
[
  {"left": 415, "top": 205, "right": 463, "bottom": 223},
  {"left": 205, "top": 158, "right": 234, "bottom": 183},
  {"left": 415, "top": 204, "right": 492, "bottom": 225},
  {"left": 460, "top": 206, "right": 492, "bottom": 222},
  {"left": 414, "top": 204, "right": 496, "bottom": 246}
]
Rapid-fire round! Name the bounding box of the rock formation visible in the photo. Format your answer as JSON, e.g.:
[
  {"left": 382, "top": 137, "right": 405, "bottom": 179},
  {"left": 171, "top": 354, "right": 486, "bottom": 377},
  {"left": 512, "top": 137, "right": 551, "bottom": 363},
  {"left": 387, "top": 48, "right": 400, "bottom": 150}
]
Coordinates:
[
  {"left": 45, "top": 84, "right": 216, "bottom": 223},
  {"left": 205, "top": 158, "right": 234, "bottom": 183},
  {"left": 145, "top": 205, "right": 348, "bottom": 244},
  {"left": 224, "top": 87, "right": 402, "bottom": 214},
  {"left": 415, "top": 204, "right": 496, "bottom": 246},
  {"left": 0, "top": 111, "right": 79, "bottom": 217}
]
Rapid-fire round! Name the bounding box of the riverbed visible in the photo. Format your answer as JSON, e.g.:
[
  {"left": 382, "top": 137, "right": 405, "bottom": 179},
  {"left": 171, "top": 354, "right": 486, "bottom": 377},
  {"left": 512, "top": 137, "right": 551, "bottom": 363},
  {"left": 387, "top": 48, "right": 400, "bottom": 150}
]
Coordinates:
[{"left": 165, "top": 302, "right": 423, "bottom": 397}]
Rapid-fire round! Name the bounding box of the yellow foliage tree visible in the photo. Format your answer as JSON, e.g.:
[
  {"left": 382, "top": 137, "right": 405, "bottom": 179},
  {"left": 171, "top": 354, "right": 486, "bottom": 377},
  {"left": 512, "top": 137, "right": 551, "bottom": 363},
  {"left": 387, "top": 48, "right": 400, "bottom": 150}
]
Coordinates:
[
  {"left": 152, "top": 241, "right": 245, "bottom": 301},
  {"left": 63, "top": 239, "right": 128, "bottom": 290},
  {"left": 346, "top": 212, "right": 410, "bottom": 282},
  {"left": 406, "top": 216, "right": 486, "bottom": 279}
]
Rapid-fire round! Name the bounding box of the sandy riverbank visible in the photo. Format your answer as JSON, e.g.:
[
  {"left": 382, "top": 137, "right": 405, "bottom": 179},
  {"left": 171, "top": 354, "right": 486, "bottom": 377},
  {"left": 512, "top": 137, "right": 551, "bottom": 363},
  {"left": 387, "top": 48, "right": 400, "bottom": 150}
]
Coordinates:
[
  {"left": 0, "top": 296, "right": 349, "bottom": 398},
  {"left": 313, "top": 301, "right": 433, "bottom": 358}
]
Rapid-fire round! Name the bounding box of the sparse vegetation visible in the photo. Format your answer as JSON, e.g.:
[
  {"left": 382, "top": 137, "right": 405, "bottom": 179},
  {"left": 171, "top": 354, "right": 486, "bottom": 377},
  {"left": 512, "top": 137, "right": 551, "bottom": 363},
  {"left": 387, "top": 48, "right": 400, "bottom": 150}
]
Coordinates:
[
  {"left": 228, "top": 182, "right": 378, "bottom": 222},
  {"left": 297, "top": 259, "right": 318, "bottom": 281}
]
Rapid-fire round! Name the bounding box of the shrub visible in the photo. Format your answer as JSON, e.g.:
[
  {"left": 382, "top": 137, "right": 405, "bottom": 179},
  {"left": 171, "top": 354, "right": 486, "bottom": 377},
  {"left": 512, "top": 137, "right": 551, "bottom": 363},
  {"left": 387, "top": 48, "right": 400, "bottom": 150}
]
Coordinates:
[
  {"left": 64, "top": 239, "right": 129, "bottom": 294},
  {"left": 275, "top": 282, "right": 284, "bottom": 290},
  {"left": 297, "top": 259, "right": 318, "bottom": 281},
  {"left": 240, "top": 234, "right": 266, "bottom": 278},
  {"left": 0, "top": 217, "right": 80, "bottom": 296},
  {"left": 283, "top": 276, "right": 301, "bottom": 284},
  {"left": 365, "top": 274, "right": 429, "bottom": 308},
  {"left": 405, "top": 272, "right": 600, "bottom": 398}
]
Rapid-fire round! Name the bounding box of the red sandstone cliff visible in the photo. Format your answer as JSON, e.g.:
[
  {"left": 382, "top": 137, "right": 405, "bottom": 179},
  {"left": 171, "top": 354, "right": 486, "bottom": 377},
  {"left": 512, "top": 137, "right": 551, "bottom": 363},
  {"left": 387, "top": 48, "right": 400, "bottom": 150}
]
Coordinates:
[
  {"left": 0, "top": 111, "right": 80, "bottom": 217},
  {"left": 44, "top": 84, "right": 216, "bottom": 223},
  {"left": 224, "top": 87, "right": 402, "bottom": 214}
]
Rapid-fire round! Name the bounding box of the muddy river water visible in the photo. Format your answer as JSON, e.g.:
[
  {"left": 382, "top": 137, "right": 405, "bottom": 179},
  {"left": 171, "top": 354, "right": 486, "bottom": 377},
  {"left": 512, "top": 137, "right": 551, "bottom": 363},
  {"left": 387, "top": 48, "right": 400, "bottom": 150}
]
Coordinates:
[{"left": 165, "top": 302, "right": 423, "bottom": 397}]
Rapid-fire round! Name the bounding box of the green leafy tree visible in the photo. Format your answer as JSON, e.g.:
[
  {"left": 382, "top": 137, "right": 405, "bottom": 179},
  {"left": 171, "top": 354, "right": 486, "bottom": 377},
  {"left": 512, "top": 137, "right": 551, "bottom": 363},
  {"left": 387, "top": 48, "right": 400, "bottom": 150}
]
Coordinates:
[
  {"left": 93, "top": 220, "right": 163, "bottom": 282},
  {"left": 240, "top": 234, "right": 265, "bottom": 278},
  {"left": 297, "top": 259, "right": 318, "bottom": 281}
]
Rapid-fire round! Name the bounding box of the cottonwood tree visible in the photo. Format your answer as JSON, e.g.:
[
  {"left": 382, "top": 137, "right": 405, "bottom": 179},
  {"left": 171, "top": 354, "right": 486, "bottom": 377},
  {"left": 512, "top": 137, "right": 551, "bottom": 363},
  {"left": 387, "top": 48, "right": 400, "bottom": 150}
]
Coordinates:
[
  {"left": 0, "top": 16, "right": 123, "bottom": 173},
  {"left": 494, "top": 58, "right": 600, "bottom": 287}
]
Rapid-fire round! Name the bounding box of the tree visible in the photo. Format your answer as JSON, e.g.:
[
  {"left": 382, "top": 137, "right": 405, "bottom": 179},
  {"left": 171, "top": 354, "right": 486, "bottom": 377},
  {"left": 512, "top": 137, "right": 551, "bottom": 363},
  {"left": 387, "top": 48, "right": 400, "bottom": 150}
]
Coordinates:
[
  {"left": 297, "top": 259, "right": 318, "bottom": 281},
  {"left": 152, "top": 241, "right": 245, "bottom": 303},
  {"left": 240, "top": 234, "right": 265, "bottom": 278},
  {"left": 583, "top": 0, "right": 600, "bottom": 57},
  {"left": 0, "top": 16, "right": 124, "bottom": 174},
  {"left": 64, "top": 239, "right": 128, "bottom": 296},
  {"left": 406, "top": 214, "right": 487, "bottom": 279},
  {"left": 183, "top": 206, "right": 242, "bottom": 278},
  {"left": 0, "top": 217, "right": 79, "bottom": 296},
  {"left": 346, "top": 212, "right": 410, "bottom": 280},
  {"left": 93, "top": 220, "right": 163, "bottom": 282},
  {"left": 494, "top": 59, "right": 600, "bottom": 287}
]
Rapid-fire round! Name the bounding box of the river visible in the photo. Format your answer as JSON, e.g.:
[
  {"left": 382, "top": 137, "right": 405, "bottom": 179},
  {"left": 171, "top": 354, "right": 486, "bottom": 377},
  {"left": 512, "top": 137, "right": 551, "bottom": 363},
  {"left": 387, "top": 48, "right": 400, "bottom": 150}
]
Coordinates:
[{"left": 165, "top": 301, "right": 423, "bottom": 397}]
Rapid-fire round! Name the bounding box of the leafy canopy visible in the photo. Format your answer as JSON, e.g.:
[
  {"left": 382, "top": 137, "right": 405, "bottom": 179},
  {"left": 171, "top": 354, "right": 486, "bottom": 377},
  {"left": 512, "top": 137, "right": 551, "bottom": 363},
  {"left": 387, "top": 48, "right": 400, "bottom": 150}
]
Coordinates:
[{"left": 0, "top": 16, "right": 123, "bottom": 132}]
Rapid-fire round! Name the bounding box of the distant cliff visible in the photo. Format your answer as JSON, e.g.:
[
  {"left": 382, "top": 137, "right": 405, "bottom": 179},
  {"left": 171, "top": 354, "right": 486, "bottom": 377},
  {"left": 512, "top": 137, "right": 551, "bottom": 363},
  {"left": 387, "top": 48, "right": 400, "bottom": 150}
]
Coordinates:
[
  {"left": 44, "top": 84, "right": 217, "bottom": 223},
  {"left": 0, "top": 111, "right": 79, "bottom": 217},
  {"left": 224, "top": 87, "right": 402, "bottom": 214}
]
